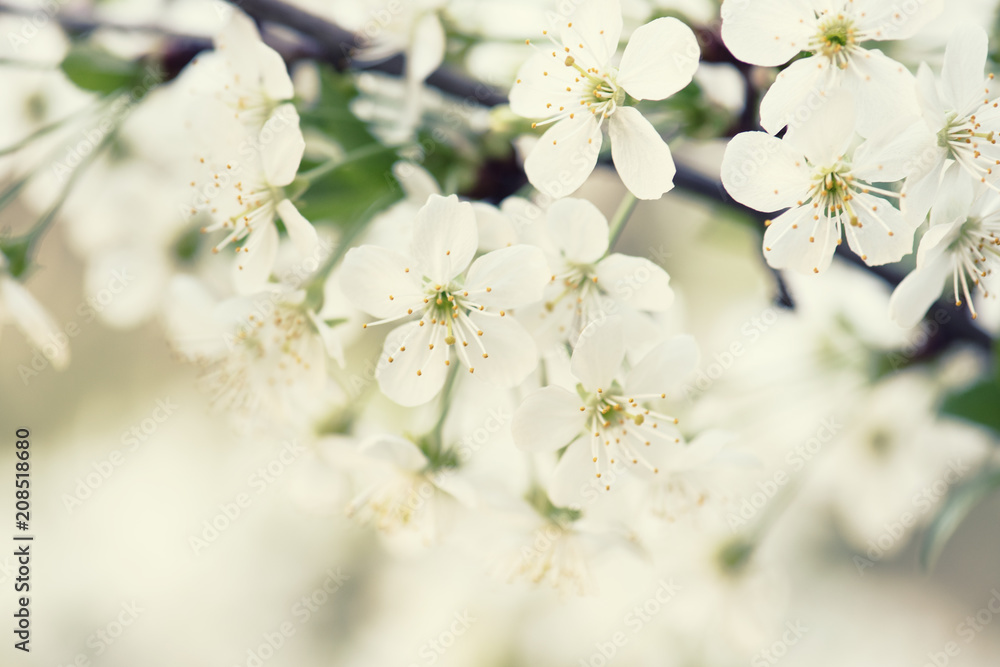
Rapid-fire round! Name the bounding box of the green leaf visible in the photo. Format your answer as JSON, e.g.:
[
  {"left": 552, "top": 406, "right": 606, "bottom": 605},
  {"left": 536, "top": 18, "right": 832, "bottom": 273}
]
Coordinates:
[
  {"left": 920, "top": 467, "right": 1000, "bottom": 571},
  {"left": 941, "top": 380, "right": 1000, "bottom": 434},
  {"left": 61, "top": 44, "right": 145, "bottom": 94}
]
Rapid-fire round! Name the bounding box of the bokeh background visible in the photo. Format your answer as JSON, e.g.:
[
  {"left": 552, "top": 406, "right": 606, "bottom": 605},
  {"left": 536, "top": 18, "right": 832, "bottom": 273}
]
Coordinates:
[{"left": 2, "top": 0, "right": 1000, "bottom": 665}]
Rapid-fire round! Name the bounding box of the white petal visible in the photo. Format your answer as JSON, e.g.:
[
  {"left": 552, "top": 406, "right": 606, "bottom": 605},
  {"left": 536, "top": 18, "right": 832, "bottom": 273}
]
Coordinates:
[
  {"left": 358, "top": 434, "right": 429, "bottom": 471},
  {"left": 254, "top": 41, "right": 295, "bottom": 101},
  {"left": 261, "top": 104, "right": 305, "bottom": 186},
  {"left": 464, "top": 311, "right": 539, "bottom": 387},
  {"left": 308, "top": 310, "right": 346, "bottom": 368},
  {"left": 340, "top": 246, "right": 424, "bottom": 319},
  {"left": 719, "top": 0, "right": 814, "bottom": 67},
  {"left": 844, "top": 193, "right": 916, "bottom": 267},
  {"left": 571, "top": 316, "right": 625, "bottom": 392},
  {"left": 594, "top": 253, "right": 673, "bottom": 312},
  {"left": 276, "top": 199, "right": 318, "bottom": 258},
  {"left": 916, "top": 62, "right": 946, "bottom": 129},
  {"left": 472, "top": 202, "right": 519, "bottom": 252},
  {"left": 376, "top": 320, "right": 450, "bottom": 407},
  {"left": 547, "top": 437, "right": 601, "bottom": 509},
  {"left": 618, "top": 17, "right": 699, "bottom": 102},
  {"left": 411, "top": 194, "right": 478, "bottom": 284},
  {"left": 625, "top": 334, "right": 698, "bottom": 396},
  {"left": 853, "top": 0, "right": 944, "bottom": 42},
  {"left": 720, "top": 131, "right": 811, "bottom": 212},
  {"left": 852, "top": 117, "right": 936, "bottom": 184},
  {"left": 524, "top": 115, "right": 603, "bottom": 200},
  {"left": 1, "top": 277, "right": 68, "bottom": 370},
  {"left": 559, "top": 0, "right": 623, "bottom": 70},
  {"left": 608, "top": 107, "right": 676, "bottom": 200},
  {"left": 233, "top": 222, "right": 279, "bottom": 294},
  {"left": 762, "top": 206, "right": 839, "bottom": 275},
  {"left": 841, "top": 49, "right": 918, "bottom": 138},
  {"left": 783, "top": 91, "right": 856, "bottom": 166},
  {"left": 547, "top": 197, "right": 609, "bottom": 264},
  {"left": 888, "top": 253, "right": 953, "bottom": 328},
  {"left": 941, "top": 25, "right": 989, "bottom": 113},
  {"left": 758, "top": 55, "right": 834, "bottom": 136},
  {"left": 407, "top": 13, "right": 446, "bottom": 82},
  {"left": 511, "top": 386, "right": 586, "bottom": 452},
  {"left": 465, "top": 245, "right": 549, "bottom": 308},
  {"left": 394, "top": 161, "right": 441, "bottom": 202},
  {"left": 509, "top": 50, "right": 581, "bottom": 120}
]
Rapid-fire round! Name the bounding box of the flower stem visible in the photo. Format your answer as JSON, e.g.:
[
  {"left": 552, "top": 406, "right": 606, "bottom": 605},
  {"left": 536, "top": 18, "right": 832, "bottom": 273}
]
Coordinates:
[
  {"left": 296, "top": 142, "right": 398, "bottom": 184},
  {"left": 428, "top": 361, "right": 461, "bottom": 461},
  {"left": 608, "top": 191, "right": 638, "bottom": 249}
]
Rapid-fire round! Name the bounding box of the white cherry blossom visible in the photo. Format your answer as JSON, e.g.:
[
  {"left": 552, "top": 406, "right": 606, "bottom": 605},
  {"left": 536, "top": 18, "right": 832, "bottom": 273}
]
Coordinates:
[
  {"left": 189, "top": 103, "right": 318, "bottom": 295},
  {"left": 341, "top": 194, "right": 549, "bottom": 407},
  {"left": 509, "top": 0, "right": 700, "bottom": 200},
  {"left": 897, "top": 25, "right": 1000, "bottom": 222},
  {"left": 889, "top": 181, "right": 1000, "bottom": 327},
  {"left": 722, "top": 95, "right": 917, "bottom": 274},
  {"left": 512, "top": 317, "right": 698, "bottom": 508},
  {"left": 721, "top": 0, "right": 942, "bottom": 135},
  {"left": 164, "top": 276, "right": 340, "bottom": 424},
  {"left": 512, "top": 197, "right": 674, "bottom": 348}
]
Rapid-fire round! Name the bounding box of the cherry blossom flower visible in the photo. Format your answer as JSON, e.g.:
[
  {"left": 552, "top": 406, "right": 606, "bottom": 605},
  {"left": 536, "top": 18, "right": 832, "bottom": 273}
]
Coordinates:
[
  {"left": 512, "top": 317, "right": 698, "bottom": 507},
  {"left": 341, "top": 194, "right": 549, "bottom": 407},
  {"left": 199, "top": 10, "right": 296, "bottom": 135},
  {"left": 164, "top": 276, "right": 341, "bottom": 424},
  {"left": 897, "top": 25, "right": 1000, "bottom": 222},
  {"left": 721, "top": 0, "right": 942, "bottom": 135},
  {"left": 722, "top": 95, "right": 917, "bottom": 274},
  {"left": 343, "top": 434, "right": 474, "bottom": 545},
  {"left": 509, "top": 0, "right": 700, "bottom": 200},
  {"left": 189, "top": 103, "right": 318, "bottom": 295},
  {"left": 889, "top": 181, "right": 1000, "bottom": 327},
  {"left": 512, "top": 197, "right": 673, "bottom": 348}
]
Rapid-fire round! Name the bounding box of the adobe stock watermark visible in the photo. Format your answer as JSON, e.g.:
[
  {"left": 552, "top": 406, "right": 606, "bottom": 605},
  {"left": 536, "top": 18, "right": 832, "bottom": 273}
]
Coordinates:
[
  {"left": 922, "top": 588, "right": 1000, "bottom": 667},
  {"left": 579, "top": 578, "right": 681, "bottom": 667},
  {"left": 853, "top": 459, "right": 970, "bottom": 575},
  {"left": 6, "top": 0, "right": 71, "bottom": 51},
  {"left": 17, "top": 267, "right": 135, "bottom": 385},
  {"left": 180, "top": 104, "right": 302, "bottom": 219},
  {"left": 233, "top": 567, "right": 350, "bottom": 667},
  {"left": 750, "top": 620, "right": 809, "bottom": 666},
  {"left": 406, "top": 610, "right": 476, "bottom": 667},
  {"left": 683, "top": 307, "right": 780, "bottom": 399},
  {"left": 51, "top": 65, "right": 166, "bottom": 182},
  {"left": 61, "top": 398, "right": 180, "bottom": 513},
  {"left": 727, "top": 417, "right": 843, "bottom": 532},
  {"left": 54, "top": 601, "right": 143, "bottom": 667},
  {"left": 189, "top": 439, "right": 306, "bottom": 556}
]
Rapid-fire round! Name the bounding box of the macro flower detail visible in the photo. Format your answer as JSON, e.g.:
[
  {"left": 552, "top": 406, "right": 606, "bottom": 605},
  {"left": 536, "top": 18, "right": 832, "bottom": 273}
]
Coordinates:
[
  {"left": 341, "top": 194, "right": 549, "bottom": 407},
  {"left": 191, "top": 104, "right": 318, "bottom": 294},
  {"left": 722, "top": 95, "right": 917, "bottom": 274},
  {"left": 510, "top": 0, "right": 700, "bottom": 200},
  {"left": 899, "top": 25, "right": 1000, "bottom": 222},
  {"left": 201, "top": 10, "right": 296, "bottom": 134},
  {"left": 889, "top": 182, "right": 1000, "bottom": 327},
  {"left": 515, "top": 197, "right": 673, "bottom": 347},
  {"left": 512, "top": 318, "right": 698, "bottom": 508},
  {"left": 720, "top": 0, "right": 942, "bottom": 135}
]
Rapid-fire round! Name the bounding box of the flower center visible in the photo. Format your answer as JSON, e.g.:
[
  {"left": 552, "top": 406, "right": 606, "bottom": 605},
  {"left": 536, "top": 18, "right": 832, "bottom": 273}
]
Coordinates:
[
  {"left": 945, "top": 215, "right": 1000, "bottom": 318},
  {"left": 575, "top": 383, "right": 679, "bottom": 490},
  {"left": 808, "top": 11, "right": 864, "bottom": 67}
]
